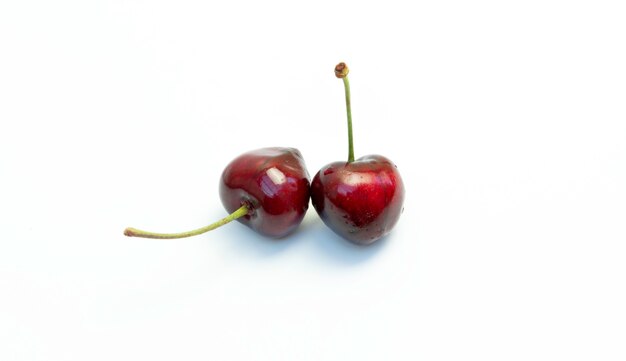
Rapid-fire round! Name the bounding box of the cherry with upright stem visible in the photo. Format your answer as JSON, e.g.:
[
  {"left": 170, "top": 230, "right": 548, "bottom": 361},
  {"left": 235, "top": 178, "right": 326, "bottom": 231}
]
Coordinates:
[{"left": 310, "top": 62, "right": 405, "bottom": 245}]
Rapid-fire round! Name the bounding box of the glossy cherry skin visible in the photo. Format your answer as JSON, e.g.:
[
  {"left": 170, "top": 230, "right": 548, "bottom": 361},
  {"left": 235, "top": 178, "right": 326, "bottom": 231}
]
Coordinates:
[
  {"left": 311, "top": 155, "right": 404, "bottom": 245},
  {"left": 219, "top": 147, "right": 310, "bottom": 238}
]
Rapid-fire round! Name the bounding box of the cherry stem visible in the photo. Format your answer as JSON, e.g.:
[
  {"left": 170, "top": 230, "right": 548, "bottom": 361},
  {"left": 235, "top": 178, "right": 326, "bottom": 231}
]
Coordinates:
[
  {"left": 123, "top": 204, "right": 249, "bottom": 239},
  {"left": 335, "top": 62, "right": 354, "bottom": 163}
]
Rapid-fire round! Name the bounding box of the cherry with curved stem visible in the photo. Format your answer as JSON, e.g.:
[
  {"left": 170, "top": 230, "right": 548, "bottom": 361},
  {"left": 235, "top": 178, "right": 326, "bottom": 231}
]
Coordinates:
[{"left": 124, "top": 147, "right": 311, "bottom": 240}]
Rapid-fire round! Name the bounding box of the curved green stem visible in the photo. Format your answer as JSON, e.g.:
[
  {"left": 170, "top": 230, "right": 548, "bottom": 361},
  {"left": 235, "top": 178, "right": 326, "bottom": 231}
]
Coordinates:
[
  {"left": 342, "top": 76, "right": 354, "bottom": 163},
  {"left": 123, "top": 204, "right": 249, "bottom": 239}
]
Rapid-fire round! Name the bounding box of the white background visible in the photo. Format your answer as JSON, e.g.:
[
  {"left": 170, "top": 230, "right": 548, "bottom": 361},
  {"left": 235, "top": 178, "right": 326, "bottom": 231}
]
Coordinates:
[{"left": 1, "top": 1, "right": 625, "bottom": 360}]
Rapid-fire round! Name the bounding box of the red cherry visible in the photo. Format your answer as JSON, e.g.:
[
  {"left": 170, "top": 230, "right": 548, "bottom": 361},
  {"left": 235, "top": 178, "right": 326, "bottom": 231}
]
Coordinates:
[
  {"left": 311, "top": 63, "right": 405, "bottom": 245},
  {"left": 220, "top": 147, "right": 311, "bottom": 238},
  {"left": 124, "top": 147, "right": 310, "bottom": 239},
  {"left": 311, "top": 155, "right": 404, "bottom": 245}
]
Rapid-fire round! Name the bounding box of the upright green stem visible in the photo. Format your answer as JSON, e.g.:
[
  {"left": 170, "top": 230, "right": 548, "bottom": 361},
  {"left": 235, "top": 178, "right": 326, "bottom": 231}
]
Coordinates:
[
  {"left": 343, "top": 77, "right": 354, "bottom": 163},
  {"left": 335, "top": 62, "right": 354, "bottom": 163},
  {"left": 124, "top": 204, "right": 249, "bottom": 239}
]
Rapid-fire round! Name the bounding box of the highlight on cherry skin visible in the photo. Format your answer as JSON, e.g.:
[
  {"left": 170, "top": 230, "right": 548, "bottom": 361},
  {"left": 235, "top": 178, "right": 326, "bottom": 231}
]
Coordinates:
[
  {"left": 310, "top": 62, "right": 405, "bottom": 245},
  {"left": 124, "top": 147, "right": 311, "bottom": 239}
]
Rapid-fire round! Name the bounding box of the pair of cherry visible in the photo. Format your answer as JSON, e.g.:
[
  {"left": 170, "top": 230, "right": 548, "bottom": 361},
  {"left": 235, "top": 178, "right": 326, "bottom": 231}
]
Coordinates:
[{"left": 124, "top": 63, "right": 404, "bottom": 245}]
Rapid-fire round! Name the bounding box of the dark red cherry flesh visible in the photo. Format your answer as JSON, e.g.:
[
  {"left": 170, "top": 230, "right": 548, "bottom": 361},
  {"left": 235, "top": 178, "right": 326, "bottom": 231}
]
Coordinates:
[
  {"left": 311, "top": 155, "right": 404, "bottom": 245},
  {"left": 310, "top": 62, "right": 405, "bottom": 245},
  {"left": 220, "top": 147, "right": 310, "bottom": 238},
  {"left": 124, "top": 147, "right": 310, "bottom": 239}
]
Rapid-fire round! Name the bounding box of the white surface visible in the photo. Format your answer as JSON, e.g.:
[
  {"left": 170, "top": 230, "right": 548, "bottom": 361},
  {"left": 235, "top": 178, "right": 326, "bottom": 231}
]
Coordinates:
[{"left": 1, "top": 1, "right": 625, "bottom": 360}]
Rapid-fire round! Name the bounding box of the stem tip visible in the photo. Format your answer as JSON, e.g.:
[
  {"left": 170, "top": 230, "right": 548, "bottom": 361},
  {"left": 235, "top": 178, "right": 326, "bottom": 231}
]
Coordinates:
[{"left": 335, "top": 62, "right": 349, "bottom": 78}]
